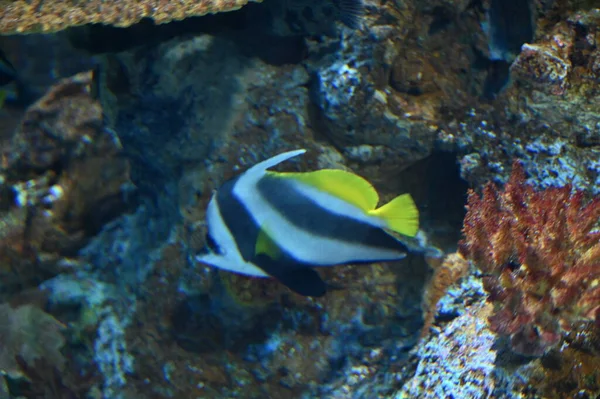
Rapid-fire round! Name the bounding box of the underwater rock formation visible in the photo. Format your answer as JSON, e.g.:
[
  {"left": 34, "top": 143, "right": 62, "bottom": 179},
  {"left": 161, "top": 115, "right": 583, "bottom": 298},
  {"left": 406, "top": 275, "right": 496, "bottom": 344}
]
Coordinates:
[
  {"left": 396, "top": 302, "right": 498, "bottom": 399},
  {"left": 397, "top": 283, "right": 600, "bottom": 399},
  {"left": 0, "top": 71, "right": 133, "bottom": 302},
  {"left": 309, "top": 31, "right": 438, "bottom": 174},
  {"left": 446, "top": 7, "right": 600, "bottom": 193},
  {"left": 420, "top": 252, "right": 469, "bottom": 339}
]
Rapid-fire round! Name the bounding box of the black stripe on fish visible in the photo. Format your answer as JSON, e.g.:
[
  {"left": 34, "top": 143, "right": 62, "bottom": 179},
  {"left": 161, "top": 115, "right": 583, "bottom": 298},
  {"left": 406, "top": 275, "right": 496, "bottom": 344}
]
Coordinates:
[
  {"left": 215, "top": 176, "right": 334, "bottom": 265},
  {"left": 215, "top": 176, "right": 263, "bottom": 262},
  {"left": 256, "top": 175, "right": 407, "bottom": 254},
  {"left": 253, "top": 253, "right": 327, "bottom": 297}
]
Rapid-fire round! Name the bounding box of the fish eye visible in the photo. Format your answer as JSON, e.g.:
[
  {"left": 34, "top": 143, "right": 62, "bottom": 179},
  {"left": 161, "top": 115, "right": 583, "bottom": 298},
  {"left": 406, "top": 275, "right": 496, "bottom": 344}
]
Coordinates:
[{"left": 205, "top": 232, "right": 222, "bottom": 255}]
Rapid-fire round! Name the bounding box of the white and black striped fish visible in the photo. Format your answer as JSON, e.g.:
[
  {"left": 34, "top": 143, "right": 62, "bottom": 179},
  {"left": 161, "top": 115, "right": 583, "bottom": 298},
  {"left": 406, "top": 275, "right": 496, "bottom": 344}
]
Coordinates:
[{"left": 196, "top": 149, "right": 419, "bottom": 297}]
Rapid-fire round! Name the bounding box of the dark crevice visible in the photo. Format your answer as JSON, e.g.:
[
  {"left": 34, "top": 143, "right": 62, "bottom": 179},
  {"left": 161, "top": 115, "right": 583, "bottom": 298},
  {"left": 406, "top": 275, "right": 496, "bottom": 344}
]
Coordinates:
[
  {"left": 486, "top": 0, "right": 535, "bottom": 61},
  {"left": 570, "top": 22, "right": 596, "bottom": 69},
  {"left": 482, "top": 60, "right": 511, "bottom": 100},
  {"left": 390, "top": 151, "right": 469, "bottom": 253},
  {"left": 427, "top": 6, "right": 455, "bottom": 36},
  {"left": 67, "top": 6, "right": 309, "bottom": 66},
  {"left": 480, "top": 0, "right": 535, "bottom": 99}
]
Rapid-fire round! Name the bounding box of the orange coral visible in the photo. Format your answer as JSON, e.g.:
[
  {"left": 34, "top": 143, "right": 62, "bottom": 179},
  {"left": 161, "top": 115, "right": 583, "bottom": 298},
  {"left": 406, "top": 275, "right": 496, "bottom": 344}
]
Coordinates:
[
  {"left": 459, "top": 161, "right": 600, "bottom": 356},
  {"left": 0, "top": 0, "right": 262, "bottom": 34}
]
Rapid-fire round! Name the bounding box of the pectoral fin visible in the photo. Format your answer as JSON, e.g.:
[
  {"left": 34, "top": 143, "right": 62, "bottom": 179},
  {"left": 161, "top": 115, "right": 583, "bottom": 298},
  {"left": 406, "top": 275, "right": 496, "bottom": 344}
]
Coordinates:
[
  {"left": 253, "top": 254, "right": 326, "bottom": 297},
  {"left": 255, "top": 228, "right": 282, "bottom": 259}
]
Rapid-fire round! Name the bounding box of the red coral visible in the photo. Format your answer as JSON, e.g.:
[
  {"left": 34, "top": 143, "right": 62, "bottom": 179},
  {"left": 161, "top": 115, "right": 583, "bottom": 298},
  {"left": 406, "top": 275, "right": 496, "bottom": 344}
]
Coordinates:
[{"left": 459, "top": 161, "right": 600, "bottom": 356}]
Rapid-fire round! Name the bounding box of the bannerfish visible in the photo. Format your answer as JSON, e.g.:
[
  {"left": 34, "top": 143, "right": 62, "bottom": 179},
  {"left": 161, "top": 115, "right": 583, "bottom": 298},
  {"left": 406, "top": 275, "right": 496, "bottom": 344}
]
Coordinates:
[
  {"left": 196, "top": 149, "right": 419, "bottom": 297},
  {"left": 247, "top": 0, "right": 365, "bottom": 38}
]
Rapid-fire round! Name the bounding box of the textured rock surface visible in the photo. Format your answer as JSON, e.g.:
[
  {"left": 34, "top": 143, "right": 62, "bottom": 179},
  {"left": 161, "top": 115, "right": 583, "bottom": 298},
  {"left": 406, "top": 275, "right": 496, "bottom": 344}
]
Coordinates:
[
  {"left": 0, "top": 71, "right": 133, "bottom": 303},
  {"left": 444, "top": 7, "right": 600, "bottom": 193},
  {"left": 395, "top": 302, "right": 498, "bottom": 399}
]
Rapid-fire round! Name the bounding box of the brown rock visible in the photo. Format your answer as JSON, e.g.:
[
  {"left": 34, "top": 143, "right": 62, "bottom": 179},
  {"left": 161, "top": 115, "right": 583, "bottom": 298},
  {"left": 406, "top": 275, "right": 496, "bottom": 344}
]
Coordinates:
[
  {"left": 391, "top": 51, "right": 440, "bottom": 95},
  {"left": 0, "top": 71, "right": 133, "bottom": 300}
]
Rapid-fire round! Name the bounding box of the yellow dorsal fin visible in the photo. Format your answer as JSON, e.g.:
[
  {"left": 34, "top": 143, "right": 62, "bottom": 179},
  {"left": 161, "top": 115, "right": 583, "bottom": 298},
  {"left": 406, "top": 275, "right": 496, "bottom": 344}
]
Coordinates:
[
  {"left": 270, "top": 169, "right": 379, "bottom": 211},
  {"left": 368, "top": 194, "right": 419, "bottom": 237},
  {"left": 255, "top": 228, "right": 282, "bottom": 259}
]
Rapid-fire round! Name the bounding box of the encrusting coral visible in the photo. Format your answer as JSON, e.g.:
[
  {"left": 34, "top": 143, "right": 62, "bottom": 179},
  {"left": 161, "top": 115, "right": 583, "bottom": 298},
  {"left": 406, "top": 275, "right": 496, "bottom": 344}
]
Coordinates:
[
  {"left": 0, "top": 0, "right": 262, "bottom": 34},
  {"left": 459, "top": 160, "right": 600, "bottom": 356}
]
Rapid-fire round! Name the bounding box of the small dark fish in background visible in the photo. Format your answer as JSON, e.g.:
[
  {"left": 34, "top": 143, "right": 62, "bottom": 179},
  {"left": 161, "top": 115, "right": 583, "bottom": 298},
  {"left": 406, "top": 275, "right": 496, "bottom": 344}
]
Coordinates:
[
  {"left": 0, "top": 51, "right": 17, "bottom": 85},
  {"left": 479, "top": 0, "right": 535, "bottom": 99},
  {"left": 484, "top": 0, "right": 535, "bottom": 62},
  {"left": 0, "top": 49, "right": 35, "bottom": 108},
  {"left": 0, "top": 49, "right": 19, "bottom": 107},
  {"left": 248, "top": 0, "right": 365, "bottom": 37}
]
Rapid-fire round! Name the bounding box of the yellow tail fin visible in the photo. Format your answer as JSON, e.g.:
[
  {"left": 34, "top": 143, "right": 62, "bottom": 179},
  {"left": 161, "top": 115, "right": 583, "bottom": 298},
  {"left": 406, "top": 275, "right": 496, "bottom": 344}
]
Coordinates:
[{"left": 369, "top": 193, "right": 419, "bottom": 237}]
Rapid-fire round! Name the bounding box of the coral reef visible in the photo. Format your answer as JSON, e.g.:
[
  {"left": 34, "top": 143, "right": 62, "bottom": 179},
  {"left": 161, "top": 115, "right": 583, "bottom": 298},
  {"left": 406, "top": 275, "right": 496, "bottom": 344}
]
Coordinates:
[
  {"left": 396, "top": 289, "right": 600, "bottom": 398},
  {"left": 445, "top": 7, "right": 600, "bottom": 193},
  {"left": 459, "top": 161, "right": 600, "bottom": 356},
  {"left": 3, "top": 0, "right": 599, "bottom": 397},
  {"left": 0, "top": 71, "right": 133, "bottom": 301},
  {"left": 0, "top": 0, "right": 262, "bottom": 34}
]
